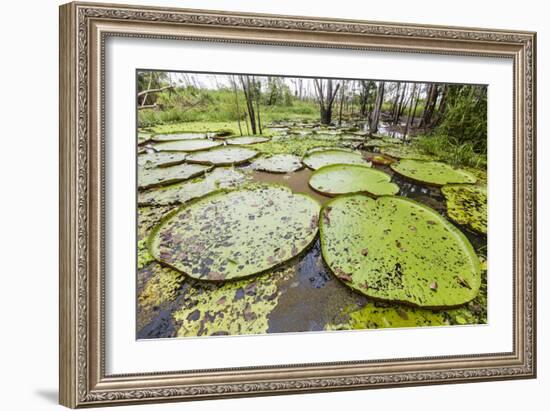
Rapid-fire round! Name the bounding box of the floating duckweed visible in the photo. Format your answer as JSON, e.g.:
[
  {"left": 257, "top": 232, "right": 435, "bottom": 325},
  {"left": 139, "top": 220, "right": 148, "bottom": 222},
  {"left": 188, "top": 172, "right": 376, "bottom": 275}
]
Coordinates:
[{"left": 442, "top": 184, "right": 487, "bottom": 234}]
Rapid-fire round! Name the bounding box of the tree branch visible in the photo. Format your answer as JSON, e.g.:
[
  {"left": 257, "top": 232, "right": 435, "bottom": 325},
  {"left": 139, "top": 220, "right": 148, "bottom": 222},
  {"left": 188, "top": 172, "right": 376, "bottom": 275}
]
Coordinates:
[{"left": 137, "top": 85, "right": 174, "bottom": 97}]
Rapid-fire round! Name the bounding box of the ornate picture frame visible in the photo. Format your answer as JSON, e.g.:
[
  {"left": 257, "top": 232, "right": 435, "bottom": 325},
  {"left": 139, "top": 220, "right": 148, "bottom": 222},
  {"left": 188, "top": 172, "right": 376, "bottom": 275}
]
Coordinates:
[{"left": 59, "top": 1, "right": 536, "bottom": 408}]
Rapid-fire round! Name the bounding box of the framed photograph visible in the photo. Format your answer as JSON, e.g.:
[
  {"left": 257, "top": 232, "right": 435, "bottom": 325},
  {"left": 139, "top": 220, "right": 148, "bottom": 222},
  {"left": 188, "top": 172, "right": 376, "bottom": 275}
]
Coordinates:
[{"left": 59, "top": 2, "right": 536, "bottom": 408}]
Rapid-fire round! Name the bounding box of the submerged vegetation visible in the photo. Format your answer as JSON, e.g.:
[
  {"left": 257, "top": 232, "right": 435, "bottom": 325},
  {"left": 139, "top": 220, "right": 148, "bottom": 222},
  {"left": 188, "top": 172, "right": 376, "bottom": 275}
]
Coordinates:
[{"left": 136, "top": 71, "right": 488, "bottom": 338}]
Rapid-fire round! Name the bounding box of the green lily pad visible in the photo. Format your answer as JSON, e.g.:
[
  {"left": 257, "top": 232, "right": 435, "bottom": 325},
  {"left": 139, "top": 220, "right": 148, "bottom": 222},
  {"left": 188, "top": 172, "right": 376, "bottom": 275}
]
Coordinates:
[
  {"left": 309, "top": 164, "right": 399, "bottom": 197},
  {"left": 138, "top": 167, "right": 251, "bottom": 206},
  {"left": 255, "top": 137, "right": 329, "bottom": 156},
  {"left": 138, "top": 163, "right": 212, "bottom": 190},
  {"left": 380, "top": 146, "right": 435, "bottom": 160},
  {"left": 137, "top": 152, "right": 187, "bottom": 168},
  {"left": 154, "top": 139, "right": 222, "bottom": 152},
  {"left": 186, "top": 146, "right": 258, "bottom": 166},
  {"left": 226, "top": 136, "right": 270, "bottom": 145},
  {"left": 391, "top": 159, "right": 477, "bottom": 186},
  {"left": 172, "top": 266, "right": 296, "bottom": 337},
  {"left": 363, "top": 139, "right": 394, "bottom": 148},
  {"left": 251, "top": 154, "right": 303, "bottom": 173},
  {"left": 442, "top": 184, "right": 487, "bottom": 234},
  {"left": 138, "top": 132, "right": 152, "bottom": 145},
  {"left": 305, "top": 146, "right": 356, "bottom": 155},
  {"left": 319, "top": 195, "right": 481, "bottom": 307},
  {"left": 303, "top": 150, "right": 372, "bottom": 170},
  {"left": 152, "top": 133, "right": 207, "bottom": 142},
  {"left": 149, "top": 185, "right": 320, "bottom": 281}
]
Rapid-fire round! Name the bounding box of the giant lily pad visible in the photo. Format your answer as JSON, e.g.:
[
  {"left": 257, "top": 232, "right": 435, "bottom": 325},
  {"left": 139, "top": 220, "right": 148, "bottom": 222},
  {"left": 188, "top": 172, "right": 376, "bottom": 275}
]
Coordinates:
[
  {"left": 226, "top": 136, "right": 270, "bottom": 145},
  {"left": 149, "top": 185, "right": 320, "bottom": 281},
  {"left": 442, "top": 184, "right": 487, "bottom": 234},
  {"left": 251, "top": 154, "right": 303, "bottom": 173},
  {"left": 391, "top": 159, "right": 477, "bottom": 186},
  {"left": 172, "top": 266, "right": 296, "bottom": 337},
  {"left": 138, "top": 163, "right": 212, "bottom": 190},
  {"left": 152, "top": 133, "right": 207, "bottom": 142},
  {"left": 138, "top": 167, "right": 251, "bottom": 206},
  {"left": 381, "top": 146, "right": 435, "bottom": 161},
  {"left": 305, "top": 146, "right": 356, "bottom": 155},
  {"left": 319, "top": 195, "right": 481, "bottom": 307},
  {"left": 303, "top": 150, "right": 372, "bottom": 170},
  {"left": 309, "top": 164, "right": 399, "bottom": 197},
  {"left": 137, "top": 152, "right": 187, "bottom": 168},
  {"left": 186, "top": 146, "right": 258, "bottom": 166},
  {"left": 154, "top": 139, "right": 222, "bottom": 152}
]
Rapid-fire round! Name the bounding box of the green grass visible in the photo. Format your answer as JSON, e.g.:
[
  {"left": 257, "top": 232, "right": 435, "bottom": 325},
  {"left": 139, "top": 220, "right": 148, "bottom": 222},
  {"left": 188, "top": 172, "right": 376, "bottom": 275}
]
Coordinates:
[{"left": 414, "top": 133, "right": 487, "bottom": 169}]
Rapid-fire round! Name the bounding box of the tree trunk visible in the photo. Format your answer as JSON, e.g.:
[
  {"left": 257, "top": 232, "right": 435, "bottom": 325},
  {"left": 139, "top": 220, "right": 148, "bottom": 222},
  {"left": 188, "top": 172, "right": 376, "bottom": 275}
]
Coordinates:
[
  {"left": 314, "top": 79, "right": 341, "bottom": 125},
  {"left": 404, "top": 84, "right": 418, "bottom": 139},
  {"left": 338, "top": 81, "right": 346, "bottom": 126},
  {"left": 240, "top": 76, "right": 257, "bottom": 134},
  {"left": 420, "top": 83, "right": 439, "bottom": 129},
  {"left": 369, "top": 81, "right": 385, "bottom": 134},
  {"left": 231, "top": 77, "right": 243, "bottom": 136}
]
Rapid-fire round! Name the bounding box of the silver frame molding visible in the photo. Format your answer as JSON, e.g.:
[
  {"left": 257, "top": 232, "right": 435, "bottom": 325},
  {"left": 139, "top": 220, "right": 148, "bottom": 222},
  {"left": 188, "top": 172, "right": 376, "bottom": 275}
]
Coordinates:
[{"left": 59, "top": 2, "right": 536, "bottom": 408}]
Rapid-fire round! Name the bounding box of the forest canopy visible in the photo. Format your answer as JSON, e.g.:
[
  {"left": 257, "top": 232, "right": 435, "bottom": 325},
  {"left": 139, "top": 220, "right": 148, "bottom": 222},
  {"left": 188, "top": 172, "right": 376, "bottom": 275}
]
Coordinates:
[{"left": 137, "top": 71, "right": 487, "bottom": 167}]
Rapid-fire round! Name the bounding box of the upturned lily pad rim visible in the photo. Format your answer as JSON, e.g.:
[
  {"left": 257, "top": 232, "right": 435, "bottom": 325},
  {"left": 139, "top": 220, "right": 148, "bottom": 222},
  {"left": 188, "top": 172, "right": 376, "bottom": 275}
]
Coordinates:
[
  {"left": 154, "top": 138, "right": 223, "bottom": 152},
  {"left": 319, "top": 194, "right": 481, "bottom": 309},
  {"left": 148, "top": 184, "right": 322, "bottom": 283},
  {"left": 302, "top": 149, "right": 372, "bottom": 170},
  {"left": 185, "top": 145, "right": 259, "bottom": 166},
  {"left": 225, "top": 136, "right": 271, "bottom": 145},
  {"left": 308, "top": 164, "right": 399, "bottom": 197},
  {"left": 251, "top": 154, "right": 304, "bottom": 174},
  {"left": 138, "top": 164, "right": 213, "bottom": 190},
  {"left": 390, "top": 159, "right": 477, "bottom": 187}
]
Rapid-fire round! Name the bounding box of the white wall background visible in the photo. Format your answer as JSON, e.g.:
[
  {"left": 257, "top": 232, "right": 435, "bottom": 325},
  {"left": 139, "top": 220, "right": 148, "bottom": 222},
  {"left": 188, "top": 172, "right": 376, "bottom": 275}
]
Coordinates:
[{"left": 0, "top": 0, "right": 546, "bottom": 409}]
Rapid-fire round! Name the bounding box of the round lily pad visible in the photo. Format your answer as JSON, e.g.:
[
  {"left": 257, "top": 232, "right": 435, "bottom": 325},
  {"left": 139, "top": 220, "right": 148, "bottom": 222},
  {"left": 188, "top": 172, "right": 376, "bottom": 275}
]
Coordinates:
[
  {"left": 442, "top": 184, "right": 487, "bottom": 234},
  {"left": 138, "top": 132, "right": 152, "bottom": 145},
  {"left": 303, "top": 149, "right": 372, "bottom": 170},
  {"left": 363, "top": 139, "right": 394, "bottom": 148},
  {"left": 380, "top": 146, "right": 435, "bottom": 160},
  {"left": 152, "top": 133, "right": 207, "bottom": 142},
  {"left": 309, "top": 164, "right": 399, "bottom": 197},
  {"left": 251, "top": 154, "right": 303, "bottom": 173},
  {"left": 138, "top": 167, "right": 251, "bottom": 206},
  {"left": 319, "top": 195, "right": 481, "bottom": 307},
  {"left": 226, "top": 136, "right": 270, "bottom": 145},
  {"left": 137, "top": 152, "right": 187, "bottom": 168},
  {"left": 186, "top": 146, "right": 258, "bottom": 166},
  {"left": 138, "top": 163, "right": 212, "bottom": 190},
  {"left": 149, "top": 185, "right": 321, "bottom": 281},
  {"left": 305, "top": 146, "right": 356, "bottom": 155},
  {"left": 391, "top": 159, "right": 477, "bottom": 186},
  {"left": 154, "top": 139, "right": 222, "bottom": 152}
]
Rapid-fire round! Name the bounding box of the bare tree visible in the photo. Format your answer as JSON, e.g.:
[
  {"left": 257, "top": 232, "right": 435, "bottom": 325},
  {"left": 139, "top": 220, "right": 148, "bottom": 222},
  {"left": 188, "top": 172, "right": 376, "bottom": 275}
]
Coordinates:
[
  {"left": 369, "top": 81, "right": 386, "bottom": 134},
  {"left": 230, "top": 76, "right": 243, "bottom": 136},
  {"left": 313, "top": 79, "right": 341, "bottom": 125},
  {"left": 239, "top": 75, "right": 258, "bottom": 134}
]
